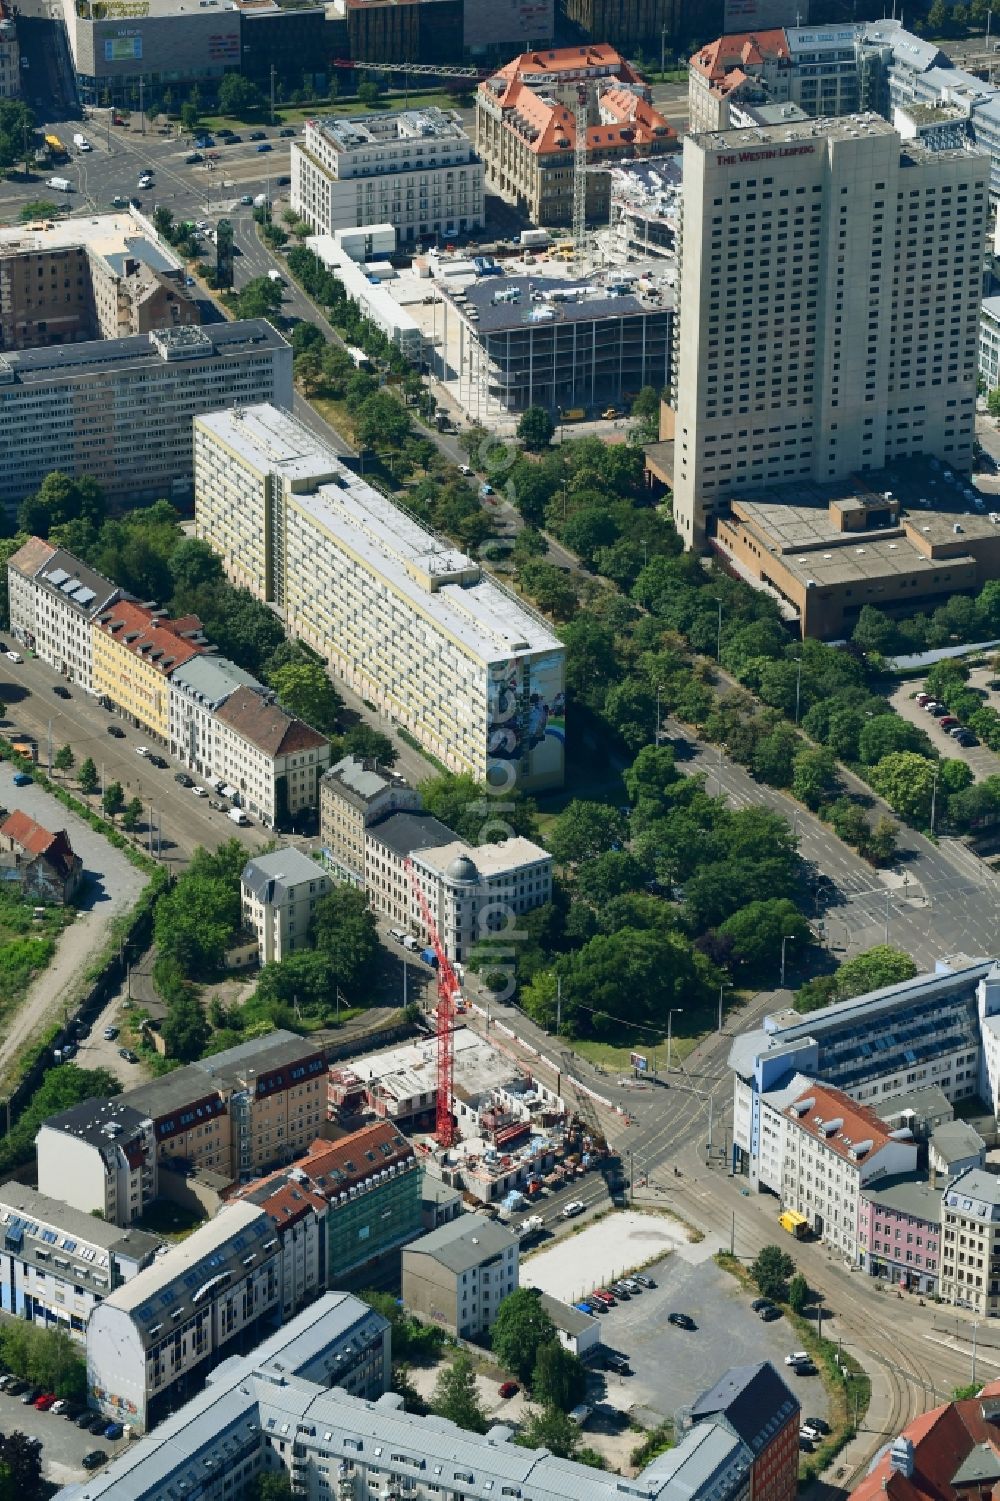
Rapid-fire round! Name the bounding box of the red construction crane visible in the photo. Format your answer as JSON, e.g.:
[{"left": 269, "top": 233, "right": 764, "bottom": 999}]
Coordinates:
[{"left": 405, "top": 858, "right": 461, "bottom": 1148}]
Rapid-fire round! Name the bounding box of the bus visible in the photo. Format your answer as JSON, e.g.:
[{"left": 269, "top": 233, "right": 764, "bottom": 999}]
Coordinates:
[
  {"left": 779, "top": 1209, "right": 810, "bottom": 1240},
  {"left": 44, "top": 134, "right": 68, "bottom": 162}
]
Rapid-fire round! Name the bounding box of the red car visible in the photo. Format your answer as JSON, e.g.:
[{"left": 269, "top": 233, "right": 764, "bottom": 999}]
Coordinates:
[
  {"left": 939, "top": 716, "right": 959, "bottom": 729},
  {"left": 498, "top": 1381, "right": 519, "bottom": 1399},
  {"left": 591, "top": 1290, "right": 617, "bottom": 1307},
  {"left": 35, "top": 1394, "right": 57, "bottom": 1411},
  {"left": 916, "top": 693, "right": 931, "bottom": 706}
]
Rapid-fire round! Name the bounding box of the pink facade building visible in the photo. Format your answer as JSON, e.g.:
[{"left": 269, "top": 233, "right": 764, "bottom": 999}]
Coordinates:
[{"left": 858, "top": 1176, "right": 942, "bottom": 1295}]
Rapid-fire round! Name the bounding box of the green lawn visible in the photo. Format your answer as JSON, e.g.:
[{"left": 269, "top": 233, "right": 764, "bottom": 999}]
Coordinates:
[
  {"left": 198, "top": 90, "right": 455, "bottom": 134},
  {"left": 0, "top": 895, "right": 72, "bottom": 1024},
  {"left": 571, "top": 1034, "right": 696, "bottom": 1071}
]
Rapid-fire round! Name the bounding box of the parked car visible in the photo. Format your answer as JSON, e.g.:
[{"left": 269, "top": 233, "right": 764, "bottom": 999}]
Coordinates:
[
  {"left": 22, "top": 1387, "right": 42, "bottom": 1404},
  {"left": 174, "top": 772, "right": 193, "bottom": 787},
  {"left": 193, "top": 135, "right": 214, "bottom": 148},
  {"left": 103, "top": 1026, "right": 119, "bottom": 1041},
  {"left": 53, "top": 684, "right": 71, "bottom": 698},
  {"left": 751, "top": 1298, "right": 773, "bottom": 1312},
  {"left": 148, "top": 754, "right": 167, "bottom": 768},
  {"left": 561, "top": 1200, "right": 584, "bottom": 1219},
  {"left": 256, "top": 142, "right": 272, "bottom": 153},
  {"left": 240, "top": 193, "right": 254, "bottom": 205},
  {"left": 939, "top": 715, "right": 959, "bottom": 729},
  {"left": 806, "top": 1417, "right": 830, "bottom": 1435},
  {"left": 5, "top": 1380, "right": 26, "bottom": 1396},
  {"left": 930, "top": 704, "right": 949, "bottom": 718},
  {"left": 104, "top": 1422, "right": 124, "bottom": 1441},
  {"left": 799, "top": 1435, "right": 814, "bottom": 1453},
  {"left": 279, "top": 127, "right": 296, "bottom": 136},
  {"left": 119, "top": 1048, "right": 139, "bottom": 1063},
  {"left": 610, "top": 1282, "right": 631, "bottom": 1299},
  {"left": 227, "top": 134, "right": 243, "bottom": 144},
  {"left": 12, "top": 772, "right": 32, "bottom": 787},
  {"left": 784, "top": 1352, "right": 810, "bottom": 1367},
  {"left": 61, "top": 1405, "right": 83, "bottom": 1421},
  {"left": 622, "top": 1279, "right": 643, "bottom": 1294},
  {"left": 83, "top": 1451, "right": 108, "bottom": 1470},
  {"left": 185, "top": 151, "right": 203, "bottom": 163},
  {"left": 107, "top": 724, "right": 125, "bottom": 737},
  {"left": 276, "top": 174, "right": 290, "bottom": 186},
  {"left": 955, "top": 732, "right": 979, "bottom": 746},
  {"left": 604, "top": 1353, "right": 631, "bottom": 1375},
  {"left": 192, "top": 785, "right": 209, "bottom": 797},
  {"left": 633, "top": 1273, "right": 656, "bottom": 1289},
  {"left": 6, "top": 650, "right": 22, "bottom": 663},
  {"left": 249, "top": 129, "right": 267, "bottom": 140},
  {"left": 77, "top": 1410, "right": 97, "bottom": 1428},
  {"left": 498, "top": 1382, "right": 519, "bottom": 1399},
  {"left": 135, "top": 745, "right": 149, "bottom": 758},
  {"left": 668, "top": 1312, "right": 696, "bottom": 1330},
  {"left": 35, "top": 1393, "right": 56, "bottom": 1410},
  {"left": 793, "top": 1360, "right": 817, "bottom": 1376},
  {"left": 915, "top": 693, "right": 932, "bottom": 706},
  {"left": 591, "top": 1290, "right": 617, "bottom": 1307}
]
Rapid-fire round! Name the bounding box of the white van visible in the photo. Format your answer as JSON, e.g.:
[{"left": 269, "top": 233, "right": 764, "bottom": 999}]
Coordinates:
[
  {"left": 388, "top": 928, "right": 407, "bottom": 945},
  {"left": 402, "top": 934, "right": 419, "bottom": 953},
  {"left": 227, "top": 807, "right": 251, "bottom": 826}
]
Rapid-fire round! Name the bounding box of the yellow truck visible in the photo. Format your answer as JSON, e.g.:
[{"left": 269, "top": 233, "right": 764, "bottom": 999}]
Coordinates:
[
  {"left": 559, "top": 407, "right": 587, "bottom": 422},
  {"left": 779, "top": 1209, "right": 810, "bottom": 1240}
]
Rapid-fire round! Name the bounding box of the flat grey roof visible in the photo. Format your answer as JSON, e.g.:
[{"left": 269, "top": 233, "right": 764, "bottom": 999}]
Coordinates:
[
  {"left": 860, "top": 1173, "right": 944, "bottom": 1222},
  {"left": 403, "top": 1215, "right": 517, "bottom": 1274},
  {"left": 537, "top": 1291, "right": 598, "bottom": 1337},
  {"left": 449, "top": 275, "right": 668, "bottom": 335},
  {"left": 874, "top": 1083, "right": 953, "bottom": 1122},
  {"left": 368, "top": 809, "right": 457, "bottom": 860},
  {"left": 170, "top": 653, "right": 264, "bottom": 707},
  {"left": 0, "top": 1182, "right": 162, "bottom": 1261},
  {"left": 322, "top": 753, "right": 402, "bottom": 809},
  {"left": 242, "top": 847, "right": 328, "bottom": 903},
  {"left": 0, "top": 319, "right": 285, "bottom": 387},
  {"left": 931, "top": 1120, "right": 986, "bottom": 1159}
]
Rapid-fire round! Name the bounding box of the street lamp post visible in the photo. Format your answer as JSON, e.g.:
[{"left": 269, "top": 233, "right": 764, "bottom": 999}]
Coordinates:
[
  {"left": 715, "top": 598, "right": 723, "bottom": 662},
  {"left": 780, "top": 934, "right": 794, "bottom": 988},
  {"left": 718, "top": 980, "right": 730, "bottom": 1034},
  {"left": 667, "top": 1007, "right": 683, "bottom": 1070},
  {"left": 930, "top": 760, "right": 939, "bottom": 834}
]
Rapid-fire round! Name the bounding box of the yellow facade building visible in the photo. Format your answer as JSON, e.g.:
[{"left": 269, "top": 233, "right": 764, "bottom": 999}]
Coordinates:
[{"left": 92, "top": 602, "right": 206, "bottom": 742}]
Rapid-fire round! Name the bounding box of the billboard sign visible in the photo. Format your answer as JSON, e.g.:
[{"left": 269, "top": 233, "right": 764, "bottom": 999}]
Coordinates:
[{"left": 630, "top": 1052, "right": 648, "bottom": 1073}]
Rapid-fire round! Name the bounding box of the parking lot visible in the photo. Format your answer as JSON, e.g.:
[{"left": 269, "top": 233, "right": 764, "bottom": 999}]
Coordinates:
[
  {"left": 521, "top": 1212, "right": 696, "bottom": 1304},
  {"left": 0, "top": 1387, "right": 127, "bottom": 1486},
  {"left": 891, "top": 676, "right": 1000, "bottom": 785},
  {"left": 588, "top": 1256, "right": 830, "bottom": 1428}
]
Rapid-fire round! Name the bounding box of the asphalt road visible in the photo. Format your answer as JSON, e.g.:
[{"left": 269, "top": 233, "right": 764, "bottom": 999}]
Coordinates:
[{"left": 0, "top": 651, "right": 271, "bottom": 864}]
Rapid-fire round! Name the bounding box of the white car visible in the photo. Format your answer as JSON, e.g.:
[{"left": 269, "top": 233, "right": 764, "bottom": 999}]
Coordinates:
[
  {"left": 561, "top": 1200, "right": 585, "bottom": 1219},
  {"left": 192, "top": 785, "right": 208, "bottom": 797},
  {"left": 6, "top": 649, "right": 22, "bottom": 663},
  {"left": 135, "top": 745, "right": 149, "bottom": 758},
  {"left": 784, "top": 1352, "right": 809, "bottom": 1367},
  {"left": 459, "top": 464, "right": 472, "bottom": 476},
  {"left": 800, "top": 1425, "right": 821, "bottom": 1444}
]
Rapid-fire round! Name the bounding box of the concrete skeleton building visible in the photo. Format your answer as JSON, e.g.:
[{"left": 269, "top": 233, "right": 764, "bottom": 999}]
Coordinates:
[
  {"left": 475, "top": 45, "right": 676, "bottom": 227},
  {"left": 0, "top": 212, "right": 200, "bottom": 354},
  {"left": 401, "top": 1215, "right": 519, "bottom": 1337},
  {"left": 7, "top": 539, "right": 120, "bottom": 695},
  {"left": 36, "top": 1030, "right": 330, "bottom": 1222},
  {"left": 434, "top": 272, "right": 672, "bottom": 418},
  {"left": 291, "top": 109, "right": 485, "bottom": 243},
  {"left": 0, "top": 1183, "right": 161, "bottom": 1341},
  {"left": 240, "top": 848, "right": 333, "bottom": 966},
  {"left": 194, "top": 403, "right": 565, "bottom": 789},
  {"left": 0, "top": 320, "right": 292, "bottom": 513},
  {"left": 667, "top": 115, "right": 987, "bottom": 550}
]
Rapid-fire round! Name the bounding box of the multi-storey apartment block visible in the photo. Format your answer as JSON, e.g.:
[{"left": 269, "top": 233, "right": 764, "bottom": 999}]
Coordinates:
[
  {"left": 476, "top": 46, "right": 676, "bottom": 226},
  {"left": 670, "top": 117, "right": 987, "bottom": 547},
  {"left": 0, "top": 1184, "right": 161, "bottom": 1341},
  {"left": 689, "top": 1362, "right": 800, "bottom": 1501},
  {"left": 781, "top": 1084, "right": 917, "bottom": 1256},
  {"left": 213, "top": 688, "right": 331, "bottom": 829},
  {"left": 93, "top": 602, "right": 207, "bottom": 743},
  {"left": 939, "top": 1167, "right": 1000, "bottom": 1316},
  {"left": 291, "top": 109, "right": 484, "bottom": 242},
  {"left": 86, "top": 1203, "right": 282, "bottom": 1431},
  {"left": 240, "top": 848, "right": 333, "bottom": 965},
  {"left": 731, "top": 958, "right": 997, "bottom": 1187},
  {"left": 402, "top": 1216, "right": 519, "bottom": 1337},
  {"left": 194, "top": 404, "right": 564, "bottom": 789},
  {"left": 0, "top": 0, "right": 19, "bottom": 100},
  {"left": 168, "top": 654, "right": 268, "bottom": 774},
  {"left": 320, "top": 754, "right": 421, "bottom": 884},
  {"left": 0, "top": 321, "right": 292, "bottom": 513},
  {"left": 8, "top": 540, "right": 120, "bottom": 693},
  {"left": 409, "top": 837, "right": 552, "bottom": 966},
  {"left": 37, "top": 1031, "right": 330, "bottom": 1222},
  {"left": 858, "top": 1176, "right": 943, "bottom": 1295}
]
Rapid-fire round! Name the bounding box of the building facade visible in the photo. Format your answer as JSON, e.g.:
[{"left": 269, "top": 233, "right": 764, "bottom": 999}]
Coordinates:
[
  {"left": 670, "top": 117, "right": 987, "bottom": 548},
  {"left": 0, "top": 321, "right": 292, "bottom": 513},
  {"left": 292, "top": 109, "right": 484, "bottom": 242},
  {"left": 857, "top": 1176, "right": 942, "bottom": 1294},
  {"left": 409, "top": 838, "right": 552, "bottom": 967},
  {"left": 93, "top": 602, "right": 207, "bottom": 742},
  {"left": 320, "top": 754, "right": 421, "bottom": 884},
  {"left": 0, "top": 0, "right": 19, "bottom": 100},
  {"left": 37, "top": 1032, "right": 330, "bottom": 1221},
  {"left": 401, "top": 1216, "right": 518, "bottom": 1337},
  {"left": 213, "top": 688, "right": 331, "bottom": 830},
  {"left": 168, "top": 654, "right": 268, "bottom": 775},
  {"left": 981, "top": 296, "right": 1000, "bottom": 391},
  {"left": 8, "top": 544, "right": 120, "bottom": 694},
  {"left": 241, "top": 848, "right": 333, "bottom": 965},
  {"left": 689, "top": 1362, "right": 800, "bottom": 1501},
  {"left": 0, "top": 809, "right": 84, "bottom": 904},
  {"left": 939, "top": 1167, "right": 1000, "bottom": 1316},
  {"left": 731, "top": 959, "right": 994, "bottom": 1189},
  {"left": 194, "top": 404, "right": 565, "bottom": 790},
  {"left": 476, "top": 47, "right": 676, "bottom": 227},
  {"left": 86, "top": 1204, "right": 283, "bottom": 1432},
  {"left": 0, "top": 1184, "right": 161, "bottom": 1341},
  {"left": 781, "top": 1085, "right": 919, "bottom": 1256}
]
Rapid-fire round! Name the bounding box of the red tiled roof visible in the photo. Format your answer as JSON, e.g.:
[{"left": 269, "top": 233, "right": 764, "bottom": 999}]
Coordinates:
[
  {"left": 484, "top": 77, "right": 675, "bottom": 157},
  {"left": 785, "top": 1083, "right": 894, "bottom": 1166},
  {"left": 497, "top": 43, "right": 637, "bottom": 82},
  {"left": 258, "top": 1180, "right": 327, "bottom": 1230},
  {"left": 96, "top": 601, "right": 206, "bottom": 676},
  {"left": 214, "top": 687, "right": 328, "bottom": 758},
  {"left": 0, "top": 810, "right": 78, "bottom": 881},
  {"left": 851, "top": 1382, "right": 1000, "bottom": 1501},
  {"left": 228, "top": 1121, "right": 414, "bottom": 1212},
  {"left": 690, "top": 29, "right": 790, "bottom": 84}
]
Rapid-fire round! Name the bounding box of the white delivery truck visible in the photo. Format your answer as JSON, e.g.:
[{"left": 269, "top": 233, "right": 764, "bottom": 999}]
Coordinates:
[
  {"left": 520, "top": 228, "right": 551, "bottom": 248},
  {"left": 72, "top": 133, "right": 91, "bottom": 151},
  {"left": 267, "top": 269, "right": 284, "bottom": 285},
  {"left": 46, "top": 176, "right": 72, "bottom": 193}
]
